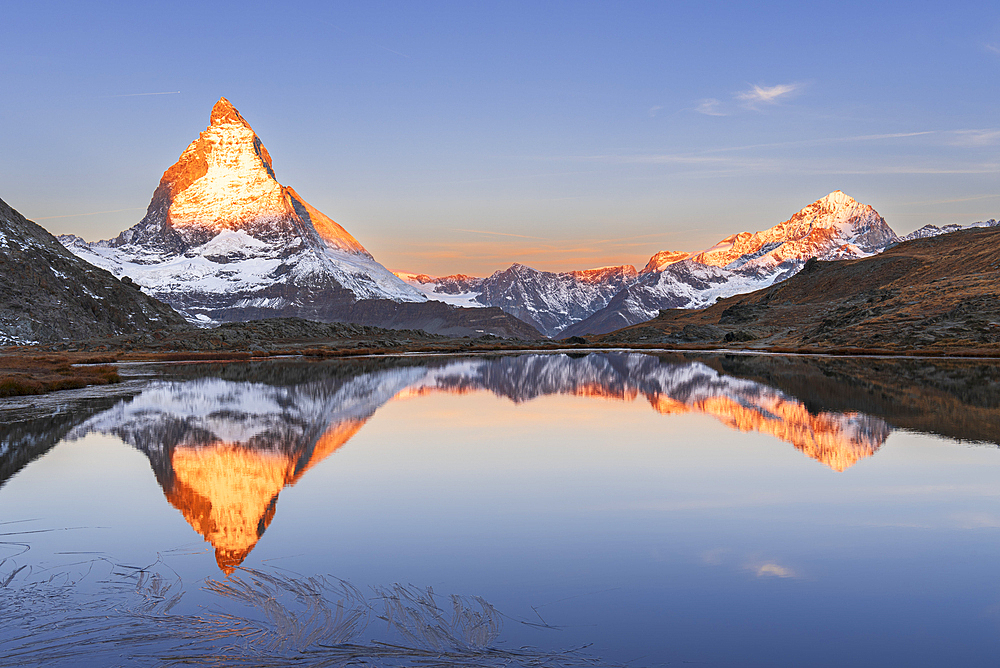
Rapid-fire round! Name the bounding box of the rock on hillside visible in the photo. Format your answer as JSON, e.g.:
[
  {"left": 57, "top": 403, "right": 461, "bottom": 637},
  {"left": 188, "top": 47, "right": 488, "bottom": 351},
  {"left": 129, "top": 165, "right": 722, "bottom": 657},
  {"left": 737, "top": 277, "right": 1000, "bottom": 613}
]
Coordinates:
[{"left": 0, "top": 197, "right": 186, "bottom": 345}]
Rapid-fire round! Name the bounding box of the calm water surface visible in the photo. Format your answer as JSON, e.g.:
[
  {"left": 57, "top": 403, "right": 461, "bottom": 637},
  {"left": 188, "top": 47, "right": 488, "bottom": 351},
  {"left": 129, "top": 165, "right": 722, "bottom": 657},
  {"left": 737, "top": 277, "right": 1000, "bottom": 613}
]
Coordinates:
[{"left": 1, "top": 352, "right": 999, "bottom": 667}]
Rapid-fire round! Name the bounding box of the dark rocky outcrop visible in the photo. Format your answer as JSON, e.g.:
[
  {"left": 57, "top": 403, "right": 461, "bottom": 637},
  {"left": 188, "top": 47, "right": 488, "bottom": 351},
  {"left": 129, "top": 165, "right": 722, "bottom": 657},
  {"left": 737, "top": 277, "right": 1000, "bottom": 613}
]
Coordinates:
[{"left": 0, "top": 197, "right": 187, "bottom": 345}]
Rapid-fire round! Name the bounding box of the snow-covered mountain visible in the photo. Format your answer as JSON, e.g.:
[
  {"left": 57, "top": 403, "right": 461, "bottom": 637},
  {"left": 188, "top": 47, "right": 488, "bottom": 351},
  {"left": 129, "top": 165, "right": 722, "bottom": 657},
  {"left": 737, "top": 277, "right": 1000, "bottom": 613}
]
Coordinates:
[
  {"left": 62, "top": 98, "right": 425, "bottom": 326},
  {"left": 560, "top": 191, "right": 899, "bottom": 337},
  {"left": 398, "top": 263, "right": 637, "bottom": 337}
]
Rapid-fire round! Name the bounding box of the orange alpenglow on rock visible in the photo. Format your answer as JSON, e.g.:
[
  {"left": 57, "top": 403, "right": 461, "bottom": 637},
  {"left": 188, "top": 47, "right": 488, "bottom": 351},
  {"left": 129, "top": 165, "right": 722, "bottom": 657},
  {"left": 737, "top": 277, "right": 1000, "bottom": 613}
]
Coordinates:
[
  {"left": 155, "top": 98, "right": 370, "bottom": 256},
  {"left": 164, "top": 418, "right": 366, "bottom": 574},
  {"left": 690, "top": 190, "right": 897, "bottom": 270},
  {"left": 647, "top": 393, "right": 887, "bottom": 471},
  {"left": 61, "top": 96, "right": 424, "bottom": 326}
]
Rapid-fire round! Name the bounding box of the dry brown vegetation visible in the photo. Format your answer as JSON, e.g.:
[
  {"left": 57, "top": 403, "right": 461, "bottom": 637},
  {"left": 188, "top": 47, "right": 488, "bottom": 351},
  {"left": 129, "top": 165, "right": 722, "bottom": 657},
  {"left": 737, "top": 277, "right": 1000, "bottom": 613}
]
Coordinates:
[{"left": 0, "top": 354, "right": 120, "bottom": 397}]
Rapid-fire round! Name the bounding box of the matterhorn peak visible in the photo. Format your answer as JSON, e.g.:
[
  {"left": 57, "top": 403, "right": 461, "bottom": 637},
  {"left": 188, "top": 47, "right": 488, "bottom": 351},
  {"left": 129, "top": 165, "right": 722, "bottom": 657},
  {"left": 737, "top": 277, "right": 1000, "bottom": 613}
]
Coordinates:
[
  {"left": 114, "top": 97, "right": 369, "bottom": 258},
  {"left": 209, "top": 96, "right": 249, "bottom": 127},
  {"left": 64, "top": 97, "right": 427, "bottom": 325}
]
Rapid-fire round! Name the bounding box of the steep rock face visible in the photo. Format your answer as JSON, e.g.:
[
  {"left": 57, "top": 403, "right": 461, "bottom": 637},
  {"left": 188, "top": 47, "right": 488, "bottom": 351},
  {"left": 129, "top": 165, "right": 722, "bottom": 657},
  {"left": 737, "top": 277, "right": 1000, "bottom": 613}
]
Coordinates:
[
  {"left": 560, "top": 191, "right": 898, "bottom": 337},
  {"left": 399, "top": 263, "right": 638, "bottom": 337},
  {"left": 0, "top": 197, "right": 186, "bottom": 345},
  {"left": 62, "top": 98, "right": 427, "bottom": 325}
]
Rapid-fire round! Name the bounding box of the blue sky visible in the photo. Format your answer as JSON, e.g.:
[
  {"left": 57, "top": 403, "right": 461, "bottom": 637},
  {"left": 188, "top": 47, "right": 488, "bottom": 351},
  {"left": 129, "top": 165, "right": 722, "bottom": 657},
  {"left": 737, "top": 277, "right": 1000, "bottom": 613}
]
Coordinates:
[{"left": 2, "top": 0, "right": 998, "bottom": 275}]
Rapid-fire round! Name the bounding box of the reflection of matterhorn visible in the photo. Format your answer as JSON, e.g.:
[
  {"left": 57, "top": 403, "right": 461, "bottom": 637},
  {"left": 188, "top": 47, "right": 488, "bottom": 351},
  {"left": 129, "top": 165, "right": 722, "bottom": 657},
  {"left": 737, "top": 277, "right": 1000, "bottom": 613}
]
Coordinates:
[
  {"left": 70, "top": 370, "right": 424, "bottom": 573},
  {"left": 71, "top": 354, "right": 892, "bottom": 572}
]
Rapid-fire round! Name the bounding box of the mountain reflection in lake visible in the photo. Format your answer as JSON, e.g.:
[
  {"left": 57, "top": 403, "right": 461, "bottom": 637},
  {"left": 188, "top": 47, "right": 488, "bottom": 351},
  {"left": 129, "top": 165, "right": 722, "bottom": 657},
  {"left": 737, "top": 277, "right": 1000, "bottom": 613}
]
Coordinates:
[
  {"left": 2, "top": 352, "right": 1000, "bottom": 667},
  {"left": 62, "top": 353, "right": 896, "bottom": 571}
]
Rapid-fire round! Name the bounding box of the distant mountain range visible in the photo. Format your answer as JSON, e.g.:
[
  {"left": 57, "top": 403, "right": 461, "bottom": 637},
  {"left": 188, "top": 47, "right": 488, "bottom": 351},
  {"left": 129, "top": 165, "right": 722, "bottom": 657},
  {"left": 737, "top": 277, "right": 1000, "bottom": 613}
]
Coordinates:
[
  {"left": 400, "top": 191, "right": 906, "bottom": 337},
  {"left": 1, "top": 96, "right": 994, "bottom": 343},
  {"left": 403, "top": 193, "right": 999, "bottom": 338}
]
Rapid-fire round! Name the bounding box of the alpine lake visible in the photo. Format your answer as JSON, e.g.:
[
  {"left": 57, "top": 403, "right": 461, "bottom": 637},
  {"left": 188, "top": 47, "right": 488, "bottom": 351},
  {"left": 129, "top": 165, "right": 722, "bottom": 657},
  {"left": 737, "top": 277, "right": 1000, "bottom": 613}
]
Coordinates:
[{"left": 1, "top": 350, "right": 999, "bottom": 667}]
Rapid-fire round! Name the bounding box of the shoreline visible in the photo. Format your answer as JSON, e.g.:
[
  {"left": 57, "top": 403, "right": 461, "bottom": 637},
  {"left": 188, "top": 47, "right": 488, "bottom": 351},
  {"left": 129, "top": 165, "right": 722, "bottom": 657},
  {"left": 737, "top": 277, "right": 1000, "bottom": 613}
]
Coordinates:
[{"left": 4, "top": 339, "right": 1000, "bottom": 400}]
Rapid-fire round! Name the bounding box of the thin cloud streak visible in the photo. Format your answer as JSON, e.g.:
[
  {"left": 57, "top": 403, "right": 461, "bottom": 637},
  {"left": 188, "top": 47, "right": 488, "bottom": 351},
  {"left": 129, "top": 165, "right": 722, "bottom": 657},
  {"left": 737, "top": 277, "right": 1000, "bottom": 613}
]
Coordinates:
[
  {"left": 902, "top": 194, "right": 1000, "bottom": 206},
  {"left": 696, "top": 131, "right": 936, "bottom": 154},
  {"left": 798, "top": 165, "right": 1000, "bottom": 175},
  {"left": 949, "top": 129, "right": 1000, "bottom": 146},
  {"left": 33, "top": 206, "right": 146, "bottom": 220},
  {"left": 453, "top": 228, "right": 548, "bottom": 240},
  {"left": 441, "top": 170, "right": 598, "bottom": 185},
  {"left": 556, "top": 131, "right": 936, "bottom": 165},
  {"left": 100, "top": 91, "right": 180, "bottom": 98},
  {"left": 695, "top": 98, "right": 726, "bottom": 116}
]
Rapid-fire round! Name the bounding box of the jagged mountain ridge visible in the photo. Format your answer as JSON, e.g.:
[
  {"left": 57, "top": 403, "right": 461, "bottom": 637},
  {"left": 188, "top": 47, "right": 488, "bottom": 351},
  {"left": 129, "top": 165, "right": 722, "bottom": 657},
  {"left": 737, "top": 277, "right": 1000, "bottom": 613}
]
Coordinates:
[
  {"left": 0, "top": 197, "right": 186, "bottom": 345},
  {"left": 60, "top": 98, "right": 541, "bottom": 339},
  {"left": 398, "top": 264, "right": 638, "bottom": 337},
  {"left": 900, "top": 218, "right": 999, "bottom": 241},
  {"left": 597, "top": 226, "right": 1000, "bottom": 354}
]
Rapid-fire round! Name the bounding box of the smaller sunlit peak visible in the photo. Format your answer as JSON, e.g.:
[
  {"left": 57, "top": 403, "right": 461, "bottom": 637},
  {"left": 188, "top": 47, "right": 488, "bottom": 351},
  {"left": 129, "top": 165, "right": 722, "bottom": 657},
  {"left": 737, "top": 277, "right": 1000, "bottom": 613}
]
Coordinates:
[{"left": 820, "top": 190, "right": 855, "bottom": 205}]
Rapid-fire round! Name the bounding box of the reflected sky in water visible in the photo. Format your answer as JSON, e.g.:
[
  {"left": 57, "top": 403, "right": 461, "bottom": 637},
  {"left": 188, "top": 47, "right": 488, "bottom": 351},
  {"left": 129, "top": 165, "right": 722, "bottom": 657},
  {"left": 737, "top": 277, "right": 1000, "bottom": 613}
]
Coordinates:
[{"left": 1, "top": 352, "right": 999, "bottom": 667}]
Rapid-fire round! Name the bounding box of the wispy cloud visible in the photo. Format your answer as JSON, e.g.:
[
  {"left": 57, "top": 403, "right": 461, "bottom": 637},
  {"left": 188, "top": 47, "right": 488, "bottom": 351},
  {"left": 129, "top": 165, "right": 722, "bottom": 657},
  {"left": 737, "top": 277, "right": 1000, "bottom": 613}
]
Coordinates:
[
  {"left": 99, "top": 91, "right": 180, "bottom": 98},
  {"left": 695, "top": 98, "right": 726, "bottom": 116},
  {"left": 949, "top": 129, "right": 1000, "bottom": 146},
  {"left": 648, "top": 105, "right": 664, "bottom": 117},
  {"left": 453, "top": 228, "right": 548, "bottom": 240},
  {"left": 903, "top": 193, "right": 1000, "bottom": 206},
  {"left": 753, "top": 562, "right": 797, "bottom": 578},
  {"left": 985, "top": 43, "right": 1000, "bottom": 55},
  {"left": 735, "top": 82, "right": 802, "bottom": 108},
  {"left": 797, "top": 164, "right": 1000, "bottom": 175},
  {"left": 567, "top": 131, "right": 935, "bottom": 168}
]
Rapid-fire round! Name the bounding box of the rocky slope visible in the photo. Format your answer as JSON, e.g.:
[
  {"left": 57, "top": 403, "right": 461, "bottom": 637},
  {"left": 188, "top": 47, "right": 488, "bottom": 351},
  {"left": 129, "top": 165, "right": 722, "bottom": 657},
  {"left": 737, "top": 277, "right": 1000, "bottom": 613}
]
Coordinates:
[
  {"left": 597, "top": 226, "right": 1000, "bottom": 352},
  {"left": 560, "top": 191, "right": 898, "bottom": 337},
  {"left": 62, "top": 98, "right": 539, "bottom": 339},
  {"left": 0, "top": 197, "right": 186, "bottom": 345}
]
